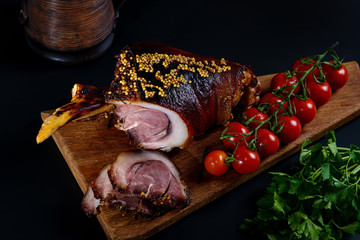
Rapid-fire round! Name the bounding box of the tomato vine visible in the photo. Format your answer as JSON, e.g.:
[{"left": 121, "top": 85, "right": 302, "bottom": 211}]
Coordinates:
[{"left": 205, "top": 42, "right": 349, "bottom": 176}]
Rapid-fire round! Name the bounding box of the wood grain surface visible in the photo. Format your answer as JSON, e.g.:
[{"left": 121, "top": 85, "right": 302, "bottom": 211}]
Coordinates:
[{"left": 41, "top": 61, "right": 360, "bottom": 240}]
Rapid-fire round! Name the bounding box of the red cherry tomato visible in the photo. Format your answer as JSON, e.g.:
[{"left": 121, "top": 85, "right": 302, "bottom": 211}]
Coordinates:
[
  {"left": 221, "top": 122, "right": 251, "bottom": 150},
  {"left": 260, "top": 93, "right": 289, "bottom": 116},
  {"left": 259, "top": 92, "right": 275, "bottom": 104},
  {"left": 204, "top": 150, "right": 229, "bottom": 176},
  {"left": 243, "top": 108, "right": 269, "bottom": 129},
  {"left": 291, "top": 97, "right": 317, "bottom": 125},
  {"left": 291, "top": 58, "right": 320, "bottom": 80},
  {"left": 322, "top": 61, "right": 348, "bottom": 91},
  {"left": 270, "top": 72, "right": 300, "bottom": 96},
  {"left": 305, "top": 78, "right": 332, "bottom": 107},
  {"left": 232, "top": 145, "right": 260, "bottom": 174},
  {"left": 276, "top": 116, "right": 302, "bottom": 144},
  {"left": 255, "top": 129, "right": 280, "bottom": 158}
]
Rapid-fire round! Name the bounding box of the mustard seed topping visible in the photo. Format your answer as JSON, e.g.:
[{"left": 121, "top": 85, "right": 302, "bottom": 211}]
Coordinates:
[{"left": 113, "top": 50, "right": 231, "bottom": 98}]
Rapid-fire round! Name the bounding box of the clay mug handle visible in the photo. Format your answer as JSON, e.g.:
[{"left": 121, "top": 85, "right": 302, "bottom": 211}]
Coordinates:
[
  {"left": 19, "top": 0, "right": 28, "bottom": 25},
  {"left": 112, "top": 0, "right": 127, "bottom": 32}
]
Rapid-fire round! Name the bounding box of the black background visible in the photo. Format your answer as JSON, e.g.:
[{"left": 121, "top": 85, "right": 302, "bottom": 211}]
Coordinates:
[{"left": 1, "top": 0, "right": 360, "bottom": 239}]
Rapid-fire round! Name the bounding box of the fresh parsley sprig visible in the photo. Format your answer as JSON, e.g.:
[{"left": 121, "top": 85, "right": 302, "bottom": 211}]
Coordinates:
[{"left": 240, "top": 131, "right": 360, "bottom": 240}]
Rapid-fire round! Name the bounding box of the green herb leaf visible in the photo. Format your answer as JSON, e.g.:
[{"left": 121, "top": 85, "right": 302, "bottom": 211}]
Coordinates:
[
  {"left": 337, "top": 222, "right": 360, "bottom": 235},
  {"left": 241, "top": 131, "right": 360, "bottom": 240},
  {"left": 326, "top": 131, "right": 338, "bottom": 156},
  {"left": 322, "top": 163, "right": 330, "bottom": 181},
  {"left": 289, "top": 211, "right": 322, "bottom": 240}
]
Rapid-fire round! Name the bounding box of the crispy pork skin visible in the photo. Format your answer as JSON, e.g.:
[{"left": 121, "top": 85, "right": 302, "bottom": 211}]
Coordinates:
[
  {"left": 82, "top": 151, "right": 189, "bottom": 217},
  {"left": 36, "top": 42, "right": 261, "bottom": 149},
  {"left": 106, "top": 42, "right": 261, "bottom": 151}
]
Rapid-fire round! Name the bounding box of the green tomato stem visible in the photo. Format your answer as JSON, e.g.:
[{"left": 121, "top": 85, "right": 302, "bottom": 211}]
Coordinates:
[{"left": 221, "top": 43, "right": 341, "bottom": 157}]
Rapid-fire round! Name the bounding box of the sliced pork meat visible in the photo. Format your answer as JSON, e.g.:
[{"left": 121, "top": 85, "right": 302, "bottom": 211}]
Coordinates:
[
  {"left": 109, "top": 151, "right": 190, "bottom": 209},
  {"left": 81, "top": 164, "right": 141, "bottom": 216},
  {"left": 92, "top": 164, "right": 113, "bottom": 200},
  {"left": 82, "top": 151, "right": 189, "bottom": 217},
  {"left": 82, "top": 186, "right": 101, "bottom": 216},
  {"left": 106, "top": 41, "right": 261, "bottom": 151},
  {"left": 115, "top": 104, "right": 171, "bottom": 145},
  {"left": 81, "top": 164, "right": 115, "bottom": 216}
]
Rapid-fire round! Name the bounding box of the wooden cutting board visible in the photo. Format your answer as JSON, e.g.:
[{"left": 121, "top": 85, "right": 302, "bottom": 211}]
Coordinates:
[{"left": 42, "top": 61, "right": 360, "bottom": 240}]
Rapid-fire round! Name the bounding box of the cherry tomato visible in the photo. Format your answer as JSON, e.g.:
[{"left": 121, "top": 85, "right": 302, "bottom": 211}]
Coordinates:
[
  {"left": 232, "top": 145, "right": 260, "bottom": 174},
  {"left": 276, "top": 116, "right": 302, "bottom": 144},
  {"left": 243, "top": 108, "right": 269, "bottom": 129},
  {"left": 322, "top": 61, "right": 348, "bottom": 91},
  {"left": 305, "top": 78, "right": 332, "bottom": 107},
  {"left": 291, "top": 58, "right": 320, "bottom": 80},
  {"left": 255, "top": 129, "right": 280, "bottom": 158},
  {"left": 204, "top": 150, "right": 229, "bottom": 176},
  {"left": 270, "top": 72, "right": 300, "bottom": 96},
  {"left": 259, "top": 92, "right": 275, "bottom": 104},
  {"left": 260, "top": 92, "right": 288, "bottom": 116},
  {"left": 221, "top": 122, "right": 251, "bottom": 150},
  {"left": 291, "top": 97, "right": 317, "bottom": 125}
]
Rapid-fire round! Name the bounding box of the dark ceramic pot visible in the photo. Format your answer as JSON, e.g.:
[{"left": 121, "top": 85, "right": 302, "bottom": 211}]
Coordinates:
[{"left": 19, "top": 0, "right": 125, "bottom": 64}]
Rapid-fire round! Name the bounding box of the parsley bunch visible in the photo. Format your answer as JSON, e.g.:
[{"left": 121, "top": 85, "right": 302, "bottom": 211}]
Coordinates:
[{"left": 240, "top": 131, "right": 360, "bottom": 240}]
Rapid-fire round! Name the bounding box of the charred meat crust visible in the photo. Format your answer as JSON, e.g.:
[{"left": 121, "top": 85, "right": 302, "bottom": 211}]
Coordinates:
[
  {"left": 106, "top": 42, "right": 260, "bottom": 139},
  {"left": 56, "top": 84, "right": 109, "bottom": 118},
  {"left": 36, "top": 83, "right": 114, "bottom": 144},
  {"left": 36, "top": 42, "right": 261, "bottom": 146}
]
